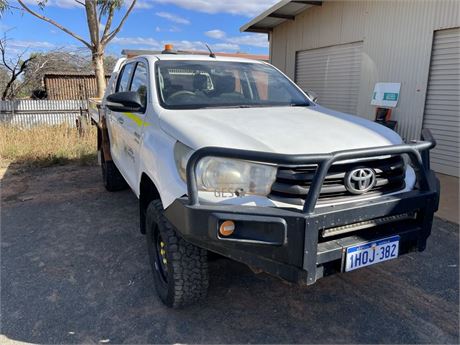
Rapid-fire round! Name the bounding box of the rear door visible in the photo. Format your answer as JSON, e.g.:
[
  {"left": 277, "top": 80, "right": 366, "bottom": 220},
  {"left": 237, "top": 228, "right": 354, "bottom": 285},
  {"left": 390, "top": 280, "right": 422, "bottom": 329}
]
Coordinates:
[
  {"left": 107, "top": 62, "right": 135, "bottom": 167},
  {"left": 119, "top": 60, "right": 150, "bottom": 187}
]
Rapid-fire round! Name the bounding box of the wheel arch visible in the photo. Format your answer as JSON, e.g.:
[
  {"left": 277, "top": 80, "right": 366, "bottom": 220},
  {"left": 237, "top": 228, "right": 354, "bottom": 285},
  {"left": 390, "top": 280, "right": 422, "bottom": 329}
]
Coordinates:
[{"left": 139, "top": 172, "right": 162, "bottom": 234}]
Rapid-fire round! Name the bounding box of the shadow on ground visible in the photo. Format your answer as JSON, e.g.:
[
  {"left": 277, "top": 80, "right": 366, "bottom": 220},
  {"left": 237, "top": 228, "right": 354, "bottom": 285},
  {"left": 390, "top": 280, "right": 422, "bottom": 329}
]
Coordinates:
[{"left": 1, "top": 164, "right": 459, "bottom": 344}]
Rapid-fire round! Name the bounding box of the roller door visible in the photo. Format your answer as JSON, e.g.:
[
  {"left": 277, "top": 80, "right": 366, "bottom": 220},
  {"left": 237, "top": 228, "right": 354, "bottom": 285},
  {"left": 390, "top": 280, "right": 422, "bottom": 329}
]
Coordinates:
[
  {"left": 424, "top": 28, "right": 460, "bottom": 176},
  {"left": 295, "top": 41, "right": 363, "bottom": 114}
]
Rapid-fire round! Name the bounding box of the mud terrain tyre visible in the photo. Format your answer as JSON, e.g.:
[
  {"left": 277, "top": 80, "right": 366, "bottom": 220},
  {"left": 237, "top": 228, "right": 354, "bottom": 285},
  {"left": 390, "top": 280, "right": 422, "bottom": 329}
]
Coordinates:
[
  {"left": 101, "top": 152, "right": 128, "bottom": 192},
  {"left": 145, "top": 199, "right": 209, "bottom": 308}
]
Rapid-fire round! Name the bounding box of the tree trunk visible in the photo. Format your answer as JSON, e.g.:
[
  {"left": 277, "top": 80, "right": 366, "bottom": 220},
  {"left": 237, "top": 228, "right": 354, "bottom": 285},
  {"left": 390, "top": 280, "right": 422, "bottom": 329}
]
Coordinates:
[
  {"left": 2, "top": 75, "right": 17, "bottom": 100},
  {"left": 92, "top": 49, "right": 106, "bottom": 99}
]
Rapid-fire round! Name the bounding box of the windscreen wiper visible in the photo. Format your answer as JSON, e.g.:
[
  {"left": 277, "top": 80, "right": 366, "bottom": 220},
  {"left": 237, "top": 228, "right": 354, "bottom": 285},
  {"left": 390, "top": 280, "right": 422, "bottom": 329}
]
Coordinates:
[
  {"left": 290, "top": 102, "right": 310, "bottom": 107},
  {"left": 201, "top": 105, "right": 259, "bottom": 109}
]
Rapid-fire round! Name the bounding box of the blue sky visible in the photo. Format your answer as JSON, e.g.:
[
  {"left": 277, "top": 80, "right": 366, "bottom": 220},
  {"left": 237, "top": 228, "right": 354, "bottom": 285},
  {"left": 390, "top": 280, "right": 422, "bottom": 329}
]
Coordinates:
[{"left": 1, "top": 0, "right": 277, "bottom": 58}]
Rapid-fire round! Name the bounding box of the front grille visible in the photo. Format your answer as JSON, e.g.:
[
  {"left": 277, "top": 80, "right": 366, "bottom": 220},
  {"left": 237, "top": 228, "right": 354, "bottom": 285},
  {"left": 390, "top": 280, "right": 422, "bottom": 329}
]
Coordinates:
[{"left": 269, "top": 156, "right": 406, "bottom": 206}]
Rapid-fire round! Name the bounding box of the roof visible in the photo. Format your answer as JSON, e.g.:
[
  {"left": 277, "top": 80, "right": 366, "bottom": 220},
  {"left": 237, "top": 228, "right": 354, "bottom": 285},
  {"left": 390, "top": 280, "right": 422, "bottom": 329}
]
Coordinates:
[
  {"left": 44, "top": 72, "right": 111, "bottom": 77},
  {"left": 240, "top": 0, "right": 322, "bottom": 33},
  {"left": 122, "top": 49, "right": 268, "bottom": 61}
]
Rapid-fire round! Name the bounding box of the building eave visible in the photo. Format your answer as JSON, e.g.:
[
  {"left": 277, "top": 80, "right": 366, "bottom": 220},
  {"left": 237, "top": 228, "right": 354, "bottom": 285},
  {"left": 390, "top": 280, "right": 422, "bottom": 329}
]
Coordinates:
[{"left": 240, "top": 0, "right": 322, "bottom": 33}]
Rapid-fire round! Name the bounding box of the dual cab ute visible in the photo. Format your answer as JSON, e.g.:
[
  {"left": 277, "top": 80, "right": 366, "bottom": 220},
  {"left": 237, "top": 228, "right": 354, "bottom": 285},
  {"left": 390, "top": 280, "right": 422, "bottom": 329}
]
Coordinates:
[{"left": 90, "top": 48, "right": 440, "bottom": 308}]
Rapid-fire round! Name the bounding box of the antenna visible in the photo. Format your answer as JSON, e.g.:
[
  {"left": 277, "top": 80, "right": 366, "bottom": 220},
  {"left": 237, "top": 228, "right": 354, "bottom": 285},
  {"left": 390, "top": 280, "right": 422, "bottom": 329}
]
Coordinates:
[{"left": 205, "top": 44, "right": 216, "bottom": 58}]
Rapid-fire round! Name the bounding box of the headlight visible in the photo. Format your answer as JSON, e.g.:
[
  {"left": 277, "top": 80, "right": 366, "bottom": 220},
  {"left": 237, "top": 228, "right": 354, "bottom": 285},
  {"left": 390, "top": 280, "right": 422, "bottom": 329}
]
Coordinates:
[
  {"left": 174, "top": 141, "right": 277, "bottom": 196},
  {"left": 196, "top": 157, "right": 277, "bottom": 196}
]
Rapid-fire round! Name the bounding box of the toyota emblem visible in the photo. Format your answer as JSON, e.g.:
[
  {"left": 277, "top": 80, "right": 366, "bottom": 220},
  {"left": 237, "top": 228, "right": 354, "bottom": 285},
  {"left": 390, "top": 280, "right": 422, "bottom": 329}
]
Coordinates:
[{"left": 345, "top": 168, "right": 377, "bottom": 194}]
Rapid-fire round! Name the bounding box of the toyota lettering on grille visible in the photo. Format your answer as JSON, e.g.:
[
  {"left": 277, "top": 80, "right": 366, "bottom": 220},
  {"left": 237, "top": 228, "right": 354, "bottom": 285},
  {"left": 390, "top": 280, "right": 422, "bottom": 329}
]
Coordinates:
[{"left": 345, "top": 168, "right": 377, "bottom": 194}]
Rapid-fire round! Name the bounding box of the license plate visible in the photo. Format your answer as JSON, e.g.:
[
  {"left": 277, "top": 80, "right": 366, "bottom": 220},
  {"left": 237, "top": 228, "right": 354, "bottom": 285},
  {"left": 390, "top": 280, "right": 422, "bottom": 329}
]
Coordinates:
[{"left": 345, "top": 235, "right": 400, "bottom": 272}]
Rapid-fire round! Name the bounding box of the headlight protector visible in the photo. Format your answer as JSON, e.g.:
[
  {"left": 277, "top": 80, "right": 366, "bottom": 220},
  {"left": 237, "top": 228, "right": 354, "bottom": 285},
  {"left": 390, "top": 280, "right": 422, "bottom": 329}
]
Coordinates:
[{"left": 173, "top": 142, "right": 277, "bottom": 197}]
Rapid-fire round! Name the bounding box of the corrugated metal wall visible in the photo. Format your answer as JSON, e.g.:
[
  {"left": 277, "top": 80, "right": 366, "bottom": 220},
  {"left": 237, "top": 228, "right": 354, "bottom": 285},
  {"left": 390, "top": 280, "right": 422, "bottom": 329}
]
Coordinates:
[
  {"left": 270, "top": 0, "right": 460, "bottom": 142},
  {"left": 44, "top": 75, "right": 111, "bottom": 100},
  {"left": 0, "top": 100, "right": 87, "bottom": 127},
  {"left": 423, "top": 28, "right": 460, "bottom": 176}
]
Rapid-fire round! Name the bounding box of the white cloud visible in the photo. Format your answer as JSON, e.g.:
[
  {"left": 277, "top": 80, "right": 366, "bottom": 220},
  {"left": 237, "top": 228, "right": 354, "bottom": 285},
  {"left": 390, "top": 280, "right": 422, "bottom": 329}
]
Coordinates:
[
  {"left": 151, "top": 0, "right": 278, "bottom": 17},
  {"left": 9, "top": 39, "right": 56, "bottom": 49},
  {"left": 155, "top": 11, "right": 190, "bottom": 25},
  {"left": 22, "top": 0, "right": 150, "bottom": 10},
  {"left": 169, "top": 40, "right": 206, "bottom": 51},
  {"left": 226, "top": 34, "right": 269, "bottom": 48},
  {"left": 211, "top": 43, "right": 240, "bottom": 51},
  {"left": 168, "top": 40, "right": 239, "bottom": 52},
  {"left": 205, "top": 29, "right": 226, "bottom": 40},
  {"left": 155, "top": 26, "right": 182, "bottom": 33},
  {"left": 110, "top": 32, "right": 267, "bottom": 53},
  {"left": 204, "top": 30, "right": 268, "bottom": 49},
  {"left": 22, "top": 0, "right": 81, "bottom": 8},
  {"left": 134, "top": 0, "right": 154, "bottom": 9},
  {"left": 111, "top": 36, "right": 162, "bottom": 49},
  {"left": 1, "top": 39, "right": 56, "bottom": 59},
  {"left": 20, "top": 0, "right": 278, "bottom": 17}
]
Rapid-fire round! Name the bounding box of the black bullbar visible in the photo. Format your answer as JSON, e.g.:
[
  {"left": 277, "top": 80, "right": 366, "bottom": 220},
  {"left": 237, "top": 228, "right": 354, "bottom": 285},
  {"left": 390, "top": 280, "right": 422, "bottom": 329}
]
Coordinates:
[{"left": 164, "top": 129, "right": 439, "bottom": 285}]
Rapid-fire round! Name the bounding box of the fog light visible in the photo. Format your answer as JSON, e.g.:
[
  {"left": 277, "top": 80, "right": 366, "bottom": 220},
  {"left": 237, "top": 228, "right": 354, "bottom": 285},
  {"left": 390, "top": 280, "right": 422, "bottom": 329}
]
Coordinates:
[{"left": 219, "top": 220, "right": 235, "bottom": 237}]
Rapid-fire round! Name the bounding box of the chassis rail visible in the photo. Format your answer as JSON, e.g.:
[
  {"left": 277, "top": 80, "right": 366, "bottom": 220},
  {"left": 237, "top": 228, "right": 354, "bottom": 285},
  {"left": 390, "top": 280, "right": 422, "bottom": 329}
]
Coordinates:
[{"left": 186, "top": 129, "right": 436, "bottom": 214}]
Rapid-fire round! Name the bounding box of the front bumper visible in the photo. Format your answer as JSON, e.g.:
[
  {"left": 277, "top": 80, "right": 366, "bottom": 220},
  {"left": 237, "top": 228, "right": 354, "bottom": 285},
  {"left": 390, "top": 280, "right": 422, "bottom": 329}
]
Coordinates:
[{"left": 164, "top": 130, "right": 440, "bottom": 285}]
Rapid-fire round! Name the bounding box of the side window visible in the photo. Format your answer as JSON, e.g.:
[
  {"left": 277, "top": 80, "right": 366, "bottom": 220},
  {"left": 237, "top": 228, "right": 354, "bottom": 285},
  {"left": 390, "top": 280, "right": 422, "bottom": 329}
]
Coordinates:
[
  {"left": 116, "top": 63, "right": 135, "bottom": 92},
  {"left": 130, "top": 62, "right": 148, "bottom": 111}
]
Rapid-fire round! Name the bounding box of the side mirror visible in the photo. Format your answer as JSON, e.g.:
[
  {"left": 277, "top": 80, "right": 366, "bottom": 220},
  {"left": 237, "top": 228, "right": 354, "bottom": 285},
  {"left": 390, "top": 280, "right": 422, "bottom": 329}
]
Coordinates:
[
  {"left": 106, "top": 91, "right": 143, "bottom": 112},
  {"left": 306, "top": 90, "right": 318, "bottom": 103}
]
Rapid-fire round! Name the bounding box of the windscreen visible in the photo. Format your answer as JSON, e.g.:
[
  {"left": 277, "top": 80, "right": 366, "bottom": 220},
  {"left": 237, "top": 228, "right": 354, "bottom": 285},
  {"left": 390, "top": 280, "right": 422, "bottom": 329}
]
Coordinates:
[{"left": 155, "top": 60, "right": 310, "bottom": 109}]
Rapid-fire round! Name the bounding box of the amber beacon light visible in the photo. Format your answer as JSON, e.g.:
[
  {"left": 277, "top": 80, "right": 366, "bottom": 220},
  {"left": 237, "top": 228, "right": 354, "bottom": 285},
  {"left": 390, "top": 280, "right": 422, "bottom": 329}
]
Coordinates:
[{"left": 162, "top": 44, "right": 175, "bottom": 54}]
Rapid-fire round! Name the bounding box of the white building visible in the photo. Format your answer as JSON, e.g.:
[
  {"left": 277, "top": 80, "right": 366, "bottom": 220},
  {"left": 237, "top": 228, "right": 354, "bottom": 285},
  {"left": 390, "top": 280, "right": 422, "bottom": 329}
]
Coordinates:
[{"left": 242, "top": 0, "right": 459, "bottom": 176}]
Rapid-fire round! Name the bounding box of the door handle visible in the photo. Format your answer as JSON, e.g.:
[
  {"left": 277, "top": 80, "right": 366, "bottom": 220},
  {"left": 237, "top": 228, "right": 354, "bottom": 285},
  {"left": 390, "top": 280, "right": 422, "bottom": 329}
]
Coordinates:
[{"left": 117, "top": 117, "right": 124, "bottom": 125}]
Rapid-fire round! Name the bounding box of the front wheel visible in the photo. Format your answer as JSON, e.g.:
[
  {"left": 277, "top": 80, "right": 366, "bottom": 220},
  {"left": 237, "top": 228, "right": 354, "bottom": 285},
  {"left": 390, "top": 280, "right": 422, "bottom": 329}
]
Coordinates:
[{"left": 145, "top": 200, "right": 209, "bottom": 308}]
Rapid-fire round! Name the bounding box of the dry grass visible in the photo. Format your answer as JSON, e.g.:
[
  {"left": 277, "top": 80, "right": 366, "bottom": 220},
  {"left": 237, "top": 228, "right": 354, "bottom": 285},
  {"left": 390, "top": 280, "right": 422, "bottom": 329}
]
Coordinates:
[{"left": 0, "top": 123, "right": 97, "bottom": 168}]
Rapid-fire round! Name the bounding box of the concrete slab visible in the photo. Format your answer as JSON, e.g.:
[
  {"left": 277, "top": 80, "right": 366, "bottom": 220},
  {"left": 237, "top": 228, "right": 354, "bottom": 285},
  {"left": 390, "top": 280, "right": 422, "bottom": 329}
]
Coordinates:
[{"left": 436, "top": 173, "right": 459, "bottom": 224}]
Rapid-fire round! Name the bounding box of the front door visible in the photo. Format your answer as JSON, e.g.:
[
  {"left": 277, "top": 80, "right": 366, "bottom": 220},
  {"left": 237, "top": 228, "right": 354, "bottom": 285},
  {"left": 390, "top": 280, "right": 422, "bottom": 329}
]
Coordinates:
[
  {"left": 107, "top": 62, "right": 136, "bottom": 168},
  {"left": 119, "top": 61, "right": 150, "bottom": 187}
]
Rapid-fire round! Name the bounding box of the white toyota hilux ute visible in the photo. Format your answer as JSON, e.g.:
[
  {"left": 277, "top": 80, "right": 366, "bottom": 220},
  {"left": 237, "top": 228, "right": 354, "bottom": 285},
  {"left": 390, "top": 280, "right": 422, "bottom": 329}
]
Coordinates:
[{"left": 91, "top": 51, "right": 439, "bottom": 308}]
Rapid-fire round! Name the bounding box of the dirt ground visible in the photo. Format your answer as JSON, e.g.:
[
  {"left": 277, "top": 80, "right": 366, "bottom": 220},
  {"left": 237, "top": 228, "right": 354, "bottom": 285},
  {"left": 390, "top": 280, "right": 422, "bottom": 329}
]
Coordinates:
[{"left": 1, "top": 164, "right": 459, "bottom": 344}]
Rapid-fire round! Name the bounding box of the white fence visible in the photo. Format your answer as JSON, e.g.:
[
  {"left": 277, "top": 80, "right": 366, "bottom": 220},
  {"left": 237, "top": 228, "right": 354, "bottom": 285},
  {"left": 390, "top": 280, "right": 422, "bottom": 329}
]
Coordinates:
[{"left": 0, "top": 99, "right": 88, "bottom": 127}]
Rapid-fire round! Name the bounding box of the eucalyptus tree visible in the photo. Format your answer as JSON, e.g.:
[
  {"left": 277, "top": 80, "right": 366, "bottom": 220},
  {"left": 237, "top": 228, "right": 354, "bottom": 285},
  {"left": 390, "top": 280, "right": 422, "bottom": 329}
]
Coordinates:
[{"left": 9, "top": 1, "right": 138, "bottom": 98}]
